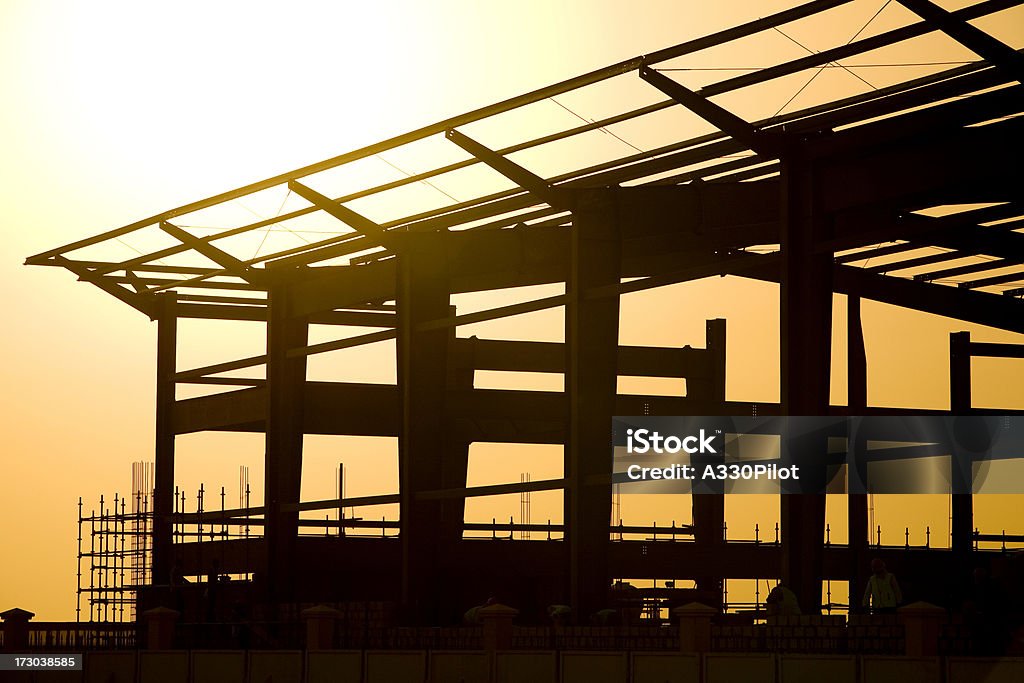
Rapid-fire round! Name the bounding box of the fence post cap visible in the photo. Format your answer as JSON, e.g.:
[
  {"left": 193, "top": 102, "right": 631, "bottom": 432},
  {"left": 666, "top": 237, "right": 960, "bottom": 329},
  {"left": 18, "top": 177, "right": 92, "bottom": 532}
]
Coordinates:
[
  {"left": 672, "top": 602, "right": 717, "bottom": 617},
  {"left": 301, "top": 605, "right": 341, "bottom": 619},
  {"left": 898, "top": 601, "right": 944, "bottom": 617},
  {"left": 0, "top": 608, "right": 35, "bottom": 622},
  {"left": 479, "top": 603, "right": 519, "bottom": 619}
]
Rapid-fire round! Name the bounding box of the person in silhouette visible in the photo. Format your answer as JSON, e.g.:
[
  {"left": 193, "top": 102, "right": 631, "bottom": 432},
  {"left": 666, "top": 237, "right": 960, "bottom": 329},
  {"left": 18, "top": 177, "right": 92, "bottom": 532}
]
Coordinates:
[
  {"left": 546, "top": 604, "right": 572, "bottom": 627},
  {"left": 203, "top": 559, "right": 222, "bottom": 622},
  {"left": 765, "top": 581, "right": 801, "bottom": 616},
  {"left": 169, "top": 562, "right": 187, "bottom": 613},
  {"left": 861, "top": 558, "right": 902, "bottom": 614},
  {"left": 463, "top": 595, "right": 497, "bottom": 625}
]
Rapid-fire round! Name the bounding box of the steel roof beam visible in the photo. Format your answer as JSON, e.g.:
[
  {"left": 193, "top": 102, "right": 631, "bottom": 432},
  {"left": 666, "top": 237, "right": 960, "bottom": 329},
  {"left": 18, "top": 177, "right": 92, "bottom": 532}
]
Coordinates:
[
  {"left": 26, "top": 0, "right": 855, "bottom": 265},
  {"left": 288, "top": 180, "right": 398, "bottom": 253},
  {"left": 43, "top": 52, "right": 1009, "bottom": 280},
  {"left": 159, "top": 221, "right": 265, "bottom": 286},
  {"left": 958, "top": 267, "right": 1024, "bottom": 289},
  {"left": 896, "top": 0, "right": 1024, "bottom": 84},
  {"left": 57, "top": 257, "right": 156, "bottom": 318},
  {"left": 639, "top": 65, "right": 783, "bottom": 158},
  {"left": 445, "top": 129, "right": 572, "bottom": 211}
]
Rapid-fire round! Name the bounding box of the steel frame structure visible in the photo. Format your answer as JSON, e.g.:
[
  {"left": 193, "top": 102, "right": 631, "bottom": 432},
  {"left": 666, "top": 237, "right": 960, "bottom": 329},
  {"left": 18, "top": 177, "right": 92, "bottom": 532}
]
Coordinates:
[{"left": 28, "top": 0, "right": 1024, "bottom": 622}]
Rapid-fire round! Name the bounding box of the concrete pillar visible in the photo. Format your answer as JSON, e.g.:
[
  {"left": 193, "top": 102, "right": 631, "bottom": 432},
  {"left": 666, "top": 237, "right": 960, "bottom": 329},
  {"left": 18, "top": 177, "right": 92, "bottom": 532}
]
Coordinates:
[
  {"left": 847, "top": 298, "right": 870, "bottom": 612},
  {"left": 302, "top": 605, "right": 341, "bottom": 651},
  {"left": 152, "top": 293, "right": 177, "bottom": 587},
  {"left": 479, "top": 604, "right": 518, "bottom": 653},
  {"left": 265, "top": 278, "right": 310, "bottom": 609},
  {"left": 441, "top": 313, "right": 473, "bottom": 553},
  {"left": 691, "top": 320, "right": 726, "bottom": 603},
  {"left": 898, "top": 601, "right": 945, "bottom": 656},
  {"left": 780, "top": 150, "right": 831, "bottom": 613},
  {"left": 565, "top": 189, "right": 620, "bottom": 618},
  {"left": 0, "top": 608, "right": 34, "bottom": 651},
  {"left": 674, "top": 603, "right": 716, "bottom": 653},
  {"left": 949, "top": 331, "right": 974, "bottom": 561},
  {"left": 140, "top": 606, "right": 179, "bottom": 650},
  {"left": 396, "top": 232, "right": 451, "bottom": 623}
]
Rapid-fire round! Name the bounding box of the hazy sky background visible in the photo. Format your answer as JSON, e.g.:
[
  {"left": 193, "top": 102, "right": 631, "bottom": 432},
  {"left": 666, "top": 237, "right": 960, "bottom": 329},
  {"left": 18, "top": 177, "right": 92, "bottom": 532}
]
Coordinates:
[{"left": 2, "top": 0, "right": 1023, "bottom": 620}]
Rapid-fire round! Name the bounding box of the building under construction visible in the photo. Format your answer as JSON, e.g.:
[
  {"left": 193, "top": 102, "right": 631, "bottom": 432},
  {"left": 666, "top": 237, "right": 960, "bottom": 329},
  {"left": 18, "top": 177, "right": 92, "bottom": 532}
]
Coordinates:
[{"left": 24, "top": 0, "right": 1024, "bottom": 656}]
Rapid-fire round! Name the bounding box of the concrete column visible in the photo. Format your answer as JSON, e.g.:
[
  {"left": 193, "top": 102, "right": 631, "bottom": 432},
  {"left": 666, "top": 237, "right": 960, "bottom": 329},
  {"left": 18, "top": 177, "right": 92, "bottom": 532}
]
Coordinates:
[
  {"left": 949, "top": 331, "right": 974, "bottom": 561},
  {"left": 302, "top": 605, "right": 341, "bottom": 651},
  {"left": 441, "top": 313, "right": 473, "bottom": 551},
  {"left": 691, "top": 320, "right": 726, "bottom": 603},
  {"left": 847, "top": 297, "right": 870, "bottom": 612},
  {"left": 674, "top": 603, "right": 716, "bottom": 653},
  {"left": 479, "top": 603, "right": 518, "bottom": 653},
  {"left": 396, "top": 232, "right": 451, "bottom": 623},
  {"left": 265, "top": 278, "right": 309, "bottom": 608},
  {"left": 779, "top": 150, "right": 831, "bottom": 613},
  {"left": 899, "top": 601, "right": 945, "bottom": 656},
  {"left": 140, "top": 606, "right": 179, "bottom": 650},
  {"left": 565, "top": 189, "right": 620, "bottom": 618},
  {"left": 152, "top": 293, "right": 177, "bottom": 587}
]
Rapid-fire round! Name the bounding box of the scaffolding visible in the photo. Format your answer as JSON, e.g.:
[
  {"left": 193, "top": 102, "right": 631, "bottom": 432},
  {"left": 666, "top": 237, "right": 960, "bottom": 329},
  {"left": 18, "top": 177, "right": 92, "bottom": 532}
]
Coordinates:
[{"left": 76, "top": 463, "right": 257, "bottom": 622}]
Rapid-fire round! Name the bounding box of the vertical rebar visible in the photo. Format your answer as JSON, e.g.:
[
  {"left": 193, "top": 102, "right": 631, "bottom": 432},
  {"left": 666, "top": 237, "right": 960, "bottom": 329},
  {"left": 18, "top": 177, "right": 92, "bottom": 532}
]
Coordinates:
[
  {"left": 244, "top": 482, "right": 251, "bottom": 582},
  {"left": 142, "top": 493, "right": 150, "bottom": 589}
]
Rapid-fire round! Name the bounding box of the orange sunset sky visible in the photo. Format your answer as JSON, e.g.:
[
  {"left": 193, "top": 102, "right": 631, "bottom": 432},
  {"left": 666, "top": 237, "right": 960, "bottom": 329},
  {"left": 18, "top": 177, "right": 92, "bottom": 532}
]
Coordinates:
[{"left": 2, "top": 0, "right": 1023, "bottom": 621}]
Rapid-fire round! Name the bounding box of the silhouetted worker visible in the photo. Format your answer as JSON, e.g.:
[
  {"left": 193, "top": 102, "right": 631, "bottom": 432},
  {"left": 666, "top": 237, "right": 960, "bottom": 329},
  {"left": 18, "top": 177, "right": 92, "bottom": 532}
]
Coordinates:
[
  {"left": 463, "top": 596, "right": 497, "bottom": 625},
  {"left": 230, "top": 600, "right": 252, "bottom": 649},
  {"left": 765, "top": 581, "right": 801, "bottom": 616},
  {"left": 547, "top": 604, "right": 572, "bottom": 627},
  {"left": 169, "top": 562, "right": 187, "bottom": 613},
  {"left": 203, "top": 559, "right": 221, "bottom": 622},
  {"left": 861, "top": 558, "right": 902, "bottom": 613}
]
